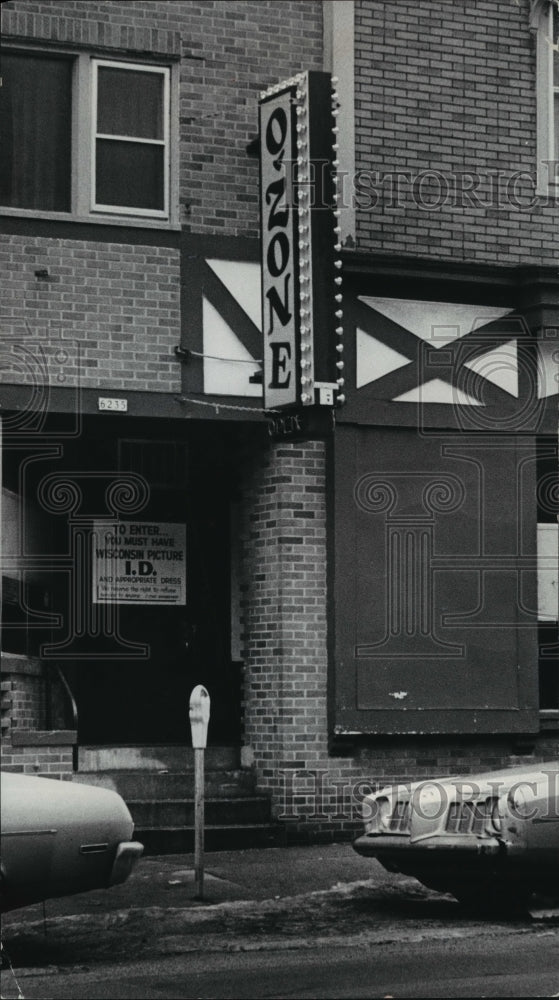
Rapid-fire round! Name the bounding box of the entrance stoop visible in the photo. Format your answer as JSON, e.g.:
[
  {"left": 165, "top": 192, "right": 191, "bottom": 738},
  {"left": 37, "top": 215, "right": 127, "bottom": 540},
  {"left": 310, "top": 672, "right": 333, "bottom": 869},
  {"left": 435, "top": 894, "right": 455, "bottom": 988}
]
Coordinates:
[{"left": 72, "top": 746, "right": 281, "bottom": 854}]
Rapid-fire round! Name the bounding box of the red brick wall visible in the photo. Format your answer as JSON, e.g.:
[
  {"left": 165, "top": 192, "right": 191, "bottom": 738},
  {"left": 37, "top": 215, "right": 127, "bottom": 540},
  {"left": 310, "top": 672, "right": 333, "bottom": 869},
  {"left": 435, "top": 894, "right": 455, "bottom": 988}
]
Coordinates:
[
  {"left": 1, "top": 744, "right": 74, "bottom": 777},
  {"left": 239, "top": 440, "right": 342, "bottom": 798},
  {"left": 1, "top": 660, "right": 74, "bottom": 778},
  {"left": 354, "top": 0, "right": 558, "bottom": 267},
  {"left": 1, "top": 236, "right": 181, "bottom": 391},
  {"left": 9, "top": 671, "right": 44, "bottom": 731}
]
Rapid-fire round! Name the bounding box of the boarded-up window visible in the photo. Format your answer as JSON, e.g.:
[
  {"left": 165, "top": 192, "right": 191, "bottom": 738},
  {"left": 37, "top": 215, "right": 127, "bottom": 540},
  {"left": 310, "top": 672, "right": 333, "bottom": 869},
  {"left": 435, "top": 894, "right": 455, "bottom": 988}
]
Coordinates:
[{"left": 333, "top": 426, "right": 539, "bottom": 734}]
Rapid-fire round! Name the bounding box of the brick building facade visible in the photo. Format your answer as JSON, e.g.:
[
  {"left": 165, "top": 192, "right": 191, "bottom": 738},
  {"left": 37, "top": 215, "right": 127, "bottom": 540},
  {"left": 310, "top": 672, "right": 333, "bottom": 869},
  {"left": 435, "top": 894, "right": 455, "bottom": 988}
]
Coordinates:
[
  {"left": 354, "top": 0, "right": 558, "bottom": 265},
  {"left": 1, "top": 0, "right": 557, "bottom": 844}
]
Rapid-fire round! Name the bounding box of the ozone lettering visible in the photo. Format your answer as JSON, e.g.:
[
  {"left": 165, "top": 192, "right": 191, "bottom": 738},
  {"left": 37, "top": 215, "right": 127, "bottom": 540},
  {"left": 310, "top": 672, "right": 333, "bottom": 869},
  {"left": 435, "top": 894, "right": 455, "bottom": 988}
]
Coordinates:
[{"left": 260, "top": 91, "right": 299, "bottom": 407}]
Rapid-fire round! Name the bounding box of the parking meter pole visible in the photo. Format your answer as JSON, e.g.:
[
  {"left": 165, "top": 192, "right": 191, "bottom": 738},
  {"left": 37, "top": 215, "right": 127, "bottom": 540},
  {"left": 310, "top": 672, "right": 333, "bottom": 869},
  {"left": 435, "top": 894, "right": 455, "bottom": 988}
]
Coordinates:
[
  {"left": 194, "top": 747, "right": 204, "bottom": 898},
  {"left": 189, "top": 686, "right": 210, "bottom": 901}
]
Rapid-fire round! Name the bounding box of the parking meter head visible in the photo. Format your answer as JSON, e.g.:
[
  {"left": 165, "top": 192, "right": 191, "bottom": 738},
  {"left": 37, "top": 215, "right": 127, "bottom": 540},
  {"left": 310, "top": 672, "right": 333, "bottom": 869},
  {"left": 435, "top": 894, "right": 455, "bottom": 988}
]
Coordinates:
[{"left": 189, "top": 685, "right": 211, "bottom": 748}]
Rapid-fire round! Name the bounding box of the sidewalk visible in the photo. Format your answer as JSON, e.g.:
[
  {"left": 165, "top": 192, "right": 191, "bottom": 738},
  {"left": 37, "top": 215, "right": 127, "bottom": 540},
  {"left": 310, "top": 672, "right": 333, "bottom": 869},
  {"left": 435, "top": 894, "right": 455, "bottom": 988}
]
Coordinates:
[
  {"left": 2, "top": 842, "right": 557, "bottom": 973},
  {"left": 1, "top": 841, "right": 392, "bottom": 922},
  {"left": 0, "top": 842, "right": 442, "bottom": 966}
]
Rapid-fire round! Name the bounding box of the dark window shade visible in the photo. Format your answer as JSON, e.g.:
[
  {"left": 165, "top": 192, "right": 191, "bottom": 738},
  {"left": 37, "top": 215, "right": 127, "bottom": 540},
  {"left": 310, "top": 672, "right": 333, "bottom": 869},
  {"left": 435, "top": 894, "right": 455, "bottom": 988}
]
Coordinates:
[
  {"left": 95, "top": 139, "right": 164, "bottom": 210},
  {"left": 97, "top": 67, "right": 164, "bottom": 139},
  {"left": 0, "top": 53, "right": 72, "bottom": 211},
  {"left": 539, "top": 623, "right": 559, "bottom": 710}
]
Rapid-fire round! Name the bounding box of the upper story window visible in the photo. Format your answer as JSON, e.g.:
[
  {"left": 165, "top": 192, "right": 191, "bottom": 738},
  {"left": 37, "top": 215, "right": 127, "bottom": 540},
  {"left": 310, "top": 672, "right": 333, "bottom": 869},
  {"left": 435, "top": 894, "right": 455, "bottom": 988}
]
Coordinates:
[
  {"left": 534, "top": 0, "right": 559, "bottom": 195},
  {"left": 93, "top": 60, "right": 169, "bottom": 217},
  {"left": 0, "top": 51, "right": 72, "bottom": 212},
  {"left": 0, "top": 49, "right": 174, "bottom": 223}
]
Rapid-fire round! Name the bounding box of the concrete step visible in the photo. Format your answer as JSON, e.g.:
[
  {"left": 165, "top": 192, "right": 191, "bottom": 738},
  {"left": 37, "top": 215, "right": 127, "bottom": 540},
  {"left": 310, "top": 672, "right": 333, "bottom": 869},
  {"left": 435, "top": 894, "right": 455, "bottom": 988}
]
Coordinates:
[
  {"left": 78, "top": 745, "right": 240, "bottom": 772},
  {"left": 129, "top": 795, "right": 272, "bottom": 829},
  {"left": 71, "top": 747, "right": 275, "bottom": 854},
  {"left": 72, "top": 768, "right": 256, "bottom": 800}
]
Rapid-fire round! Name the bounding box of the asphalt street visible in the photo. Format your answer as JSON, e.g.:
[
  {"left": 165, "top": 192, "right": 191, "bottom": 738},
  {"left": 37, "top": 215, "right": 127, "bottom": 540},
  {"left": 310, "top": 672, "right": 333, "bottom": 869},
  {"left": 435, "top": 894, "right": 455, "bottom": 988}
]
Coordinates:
[
  {"left": 2, "top": 925, "right": 559, "bottom": 999},
  {"left": 1, "top": 843, "right": 558, "bottom": 999}
]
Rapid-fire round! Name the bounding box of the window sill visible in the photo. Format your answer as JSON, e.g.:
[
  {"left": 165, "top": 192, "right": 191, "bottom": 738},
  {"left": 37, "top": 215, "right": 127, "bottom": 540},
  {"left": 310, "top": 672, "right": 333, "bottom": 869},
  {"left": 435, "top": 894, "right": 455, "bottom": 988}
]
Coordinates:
[
  {"left": 1, "top": 653, "right": 42, "bottom": 677},
  {"left": 0, "top": 206, "right": 181, "bottom": 231},
  {"left": 11, "top": 729, "right": 77, "bottom": 746}
]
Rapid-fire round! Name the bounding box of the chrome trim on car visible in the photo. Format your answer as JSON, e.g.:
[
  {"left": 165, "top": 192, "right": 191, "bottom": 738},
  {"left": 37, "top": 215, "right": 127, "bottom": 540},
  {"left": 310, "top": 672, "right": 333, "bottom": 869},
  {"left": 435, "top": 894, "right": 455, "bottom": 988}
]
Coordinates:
[
  {"left": 79, "top": 843, "right": 109, "bottom": 854},
  {"left": 445, "top": 797, "right": 495, "bottom": 836},
  {"left": 388, "top": 798, "right": 411, "bottom": 833}
]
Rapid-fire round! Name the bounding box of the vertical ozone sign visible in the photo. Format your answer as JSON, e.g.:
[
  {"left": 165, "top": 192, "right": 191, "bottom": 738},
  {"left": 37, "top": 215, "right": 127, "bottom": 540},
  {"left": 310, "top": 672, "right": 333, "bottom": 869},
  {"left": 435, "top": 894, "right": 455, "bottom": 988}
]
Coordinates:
[
  {"left": 92, "top": 522, "right": 186, "bottom": 605},
  {"left": 259, "top": 72, "right": 343, "bottom": 412},
  {"left": 259, "top": 81, "right": 299, "bottom": 410}
]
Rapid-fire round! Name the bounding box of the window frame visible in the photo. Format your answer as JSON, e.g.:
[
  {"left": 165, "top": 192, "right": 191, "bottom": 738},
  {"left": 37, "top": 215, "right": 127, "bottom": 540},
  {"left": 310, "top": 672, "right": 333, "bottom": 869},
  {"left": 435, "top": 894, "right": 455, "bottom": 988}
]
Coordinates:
[
  {"left": 0, "top": 45, "right": 179, "bottom": 228},
  {"left": 91, "top": 58, "right": 170, "bottom": 219},
  {"left": 534, "top": 0, "right": 559, "bottom": 196}
]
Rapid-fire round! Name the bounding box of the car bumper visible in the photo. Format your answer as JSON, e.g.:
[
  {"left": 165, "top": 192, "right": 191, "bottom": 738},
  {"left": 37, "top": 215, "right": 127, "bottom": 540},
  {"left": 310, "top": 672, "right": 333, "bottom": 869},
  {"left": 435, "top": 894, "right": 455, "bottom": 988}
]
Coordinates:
[
  {"left": 108, "top": 841, "right": 144, "bottom": 886},
  {"left": 353, "top": 832, "right": 501, "bottom": 859}
]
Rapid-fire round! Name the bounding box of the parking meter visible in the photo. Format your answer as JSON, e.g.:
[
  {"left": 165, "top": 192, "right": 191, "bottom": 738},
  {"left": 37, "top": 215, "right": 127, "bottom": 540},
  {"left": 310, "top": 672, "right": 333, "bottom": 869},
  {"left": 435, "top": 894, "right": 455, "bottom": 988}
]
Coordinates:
[
  {"left": 189, "top": 685, "right": 210, "bottom": 898},
  {"left": 189, "top": 685, "right": 210, "bottom": 748}
]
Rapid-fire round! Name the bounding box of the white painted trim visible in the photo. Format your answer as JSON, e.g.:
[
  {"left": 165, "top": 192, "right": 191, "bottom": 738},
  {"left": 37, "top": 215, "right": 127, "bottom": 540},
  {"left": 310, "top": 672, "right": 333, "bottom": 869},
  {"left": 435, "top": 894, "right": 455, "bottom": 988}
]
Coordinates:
[
  {"left": 90, "top": 57, "right": 98, "bottom": 215},
  {"left": 91, "top": 59, "right": 170, "bottom": 219},
  {"left": 95, "top": 134, "right": 165, "bottom": 145},
  {"left": 72, "top": 54, "right": 87, "bottom": 216},
  {"left": 537, "top": 522, "right": 559, "bottom": 621},
  {"left": 323, "top": 0, "right": 355, "bottom": 244},
  {"left": 534, "top": 1, "right": 558, "bottom": 196},
  {"left": 0, "top": 207, "right": 180, "bottom": 231},
  {"left": 168, "top": 58, "right": 180, "bottom": 228}
]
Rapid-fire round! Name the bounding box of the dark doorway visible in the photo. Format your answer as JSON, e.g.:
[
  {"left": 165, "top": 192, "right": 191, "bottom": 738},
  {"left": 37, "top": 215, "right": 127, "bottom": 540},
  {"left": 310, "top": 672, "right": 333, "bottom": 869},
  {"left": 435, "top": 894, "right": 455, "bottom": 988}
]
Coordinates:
[{"left": 4, "top": 414, "right": 244, "bottom": 746}]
